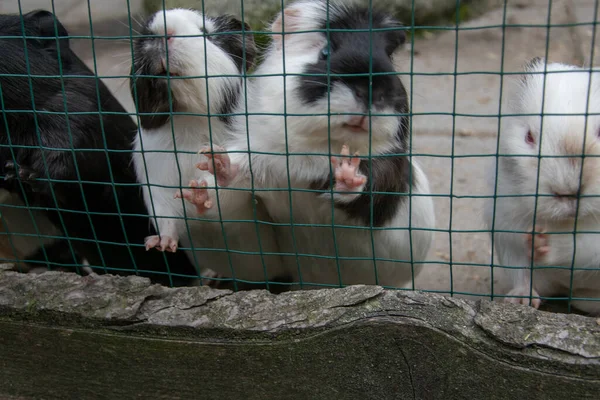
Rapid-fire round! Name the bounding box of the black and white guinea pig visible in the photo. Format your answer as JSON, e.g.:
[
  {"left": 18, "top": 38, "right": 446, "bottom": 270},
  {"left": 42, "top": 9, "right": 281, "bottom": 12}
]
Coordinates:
[
  {"left": 0, "top": 10, "right": 198, "bottom": 286},
  {"left": 486, "top": 57, "right": 600, "bottom": 315},
  {"left": 196, "top": 0, "right": 436, "bottom": 289},
  {"left": 130, "top": 9, "right": 287, "bottom": 286}
]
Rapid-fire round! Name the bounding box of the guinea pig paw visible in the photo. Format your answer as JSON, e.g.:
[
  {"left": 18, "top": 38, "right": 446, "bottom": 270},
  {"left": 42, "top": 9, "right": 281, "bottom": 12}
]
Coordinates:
[
  {"left": 330, "top": 145, "right": 367, "bottom": 194},
  {"left": 200, "top": 269, "right": 227, "bottom": 288},
  {"left": 196, "top": 147, "right": 238, "bottom": 187},
  {"left": 504, "top": 287, "right": 542, "bottom": 309},
  {"left": 144, "top": 235, "right": 178, "bottom": 252},
  {"left": 3, "top": 161, "right": 38, "bottom": 187},
  {"left": 525, "top": 227, "right": 550, "bottom": 263},
  {"left": 174, "top": 179, "right": 213, "bottom": 214}
]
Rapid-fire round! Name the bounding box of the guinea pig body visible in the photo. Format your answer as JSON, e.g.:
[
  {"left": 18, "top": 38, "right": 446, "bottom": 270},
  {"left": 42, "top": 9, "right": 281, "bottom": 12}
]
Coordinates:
[
  {"left": 131, "top": 9, "right": 285, "bottom": 284},
  {"left": 204, "top": 0, "right": 435, "bottom": 288},
  {"left": 0, "top": 10, "right": 198, "bottom": 285},
  {"left": 486, "top": 58, "right": 600, "bottom": 315}
]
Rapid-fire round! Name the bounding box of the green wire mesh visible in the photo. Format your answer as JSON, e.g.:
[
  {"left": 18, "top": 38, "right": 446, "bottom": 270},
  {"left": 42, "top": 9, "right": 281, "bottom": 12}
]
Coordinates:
[{"left": 0, "top": 0, "right": 599, "bottom": 314}]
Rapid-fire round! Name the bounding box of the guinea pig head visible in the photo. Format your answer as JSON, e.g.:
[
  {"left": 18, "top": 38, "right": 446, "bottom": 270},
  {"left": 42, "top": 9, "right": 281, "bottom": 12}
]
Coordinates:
[
  {"left": 501, "top": 58, "right": 600, "bottom": 221},
  {"left": 130, "top": 9, "right": 256, "bottom": 130},
  {"left": 267, "top": 0, "right": 408, "bottom": 154}
]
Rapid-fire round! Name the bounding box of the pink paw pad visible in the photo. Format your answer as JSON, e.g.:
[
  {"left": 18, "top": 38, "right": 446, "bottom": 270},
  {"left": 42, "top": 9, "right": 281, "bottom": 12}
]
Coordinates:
[
  {"left": 330, "top": 145, "right": 367, "bottom": 193},
  {"left": 145, "top": 235, "right": 178, "bottom": 252},
  {"left": 196, "top": 145, "right": 238, "bottom": 187},
  {"left": 174, "top": 179, "right": 212, "bottom": 215}
]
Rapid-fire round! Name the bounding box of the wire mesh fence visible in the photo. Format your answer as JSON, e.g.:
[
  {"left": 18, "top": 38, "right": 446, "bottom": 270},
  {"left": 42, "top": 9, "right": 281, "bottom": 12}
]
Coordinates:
[{"left": 0, "top": 0, "right": 599, "bottom": 316}]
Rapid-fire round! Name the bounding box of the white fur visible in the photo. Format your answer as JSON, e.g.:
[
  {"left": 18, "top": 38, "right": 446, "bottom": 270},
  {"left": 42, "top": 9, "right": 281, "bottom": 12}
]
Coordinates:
[
  {"left": 133, "top": 9, "right": 284, "bottom": 282},
  {"left": 224, "top": 1, "right": 435, "bottom": 288},
  {"left": 485, "top": 59, "right": 600, "bottom": 315}
]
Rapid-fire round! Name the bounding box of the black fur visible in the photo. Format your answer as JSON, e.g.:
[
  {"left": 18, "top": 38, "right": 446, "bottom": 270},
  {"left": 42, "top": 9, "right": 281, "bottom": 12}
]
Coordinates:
[
  {"left": 297, "top": 4, "right": 406, "bottom": 108},
  {"left": 211, "top": 15, "right": 256, "bottom": 125},
  {"left": 0, "top": 10, "right": 199, "bottom": 286},
  {"left": 25, "top": 238, "right": 87, "bottom": 272},
  {"left": 300, "top": 4, "right": 412, "bottom": 227},
  {"left": 311, "top": 145, "right": 414, "bottom": 227},
  {"left": 130, "top": 13, "right": 255, "bottom": 129},
  {"left": 210, "top": 15, "right": 256, "bottom": 72}
]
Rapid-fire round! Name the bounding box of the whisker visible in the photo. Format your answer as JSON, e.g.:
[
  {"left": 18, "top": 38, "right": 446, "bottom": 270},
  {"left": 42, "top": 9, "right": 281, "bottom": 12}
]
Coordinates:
[
  {"left": 302, "top": 80, "right": 329, "bottom": 87},
  {"left": 115, "top": 19, "right": 141, "bottom": 35}
]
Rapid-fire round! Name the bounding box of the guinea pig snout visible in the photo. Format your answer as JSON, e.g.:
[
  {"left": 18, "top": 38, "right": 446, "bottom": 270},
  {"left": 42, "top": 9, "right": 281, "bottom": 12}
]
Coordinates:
[
  {"left": 343, "top": 115, "right": 368, "bottom": 132},
  {"left": 158, "top": 28, "right": 176, "bottom": 43},
  {"left": 160, "top": 57, "right": 180, "bottom": 76}
]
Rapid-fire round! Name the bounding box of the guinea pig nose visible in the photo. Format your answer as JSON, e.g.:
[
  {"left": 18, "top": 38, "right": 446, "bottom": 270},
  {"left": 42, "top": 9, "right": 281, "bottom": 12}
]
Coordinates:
[
  {"left": 345, "top": 115, "right": 368, "bottom": 131},
  {"left": 164, "top": 28, "right": 175, "bottom": 42}
]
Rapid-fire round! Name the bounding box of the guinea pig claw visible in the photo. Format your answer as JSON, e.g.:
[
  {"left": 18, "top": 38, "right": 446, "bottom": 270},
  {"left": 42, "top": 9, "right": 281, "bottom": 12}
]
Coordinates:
[
  {"left": 144, "top": 235, "right": 161, "bottom": 251},
  {"left": 195, "top": 161, "right": 209, "bottom": 171},
  {"left": 198, "top": 144, "right": 226, "bottom": 155},
  {"left": 196, "top": 152, "right": 235, "bottom": 187},
  {"left": 175, "top": 179, "right": 212, "bottom": 214},
  {"left": 525, "top": 226, "right": 550, "bottom": 263},
  {"left": 331, "top": 145, "right": 367, "bottom": 194},
  {"left": 504, "top": 287, "right": 542, "bottom": 309}
]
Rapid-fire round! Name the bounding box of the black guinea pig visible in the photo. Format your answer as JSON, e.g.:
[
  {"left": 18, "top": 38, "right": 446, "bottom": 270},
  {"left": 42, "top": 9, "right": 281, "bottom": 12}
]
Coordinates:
[{"left": 0, "top": 10, "right": 199, "bottom": 286}]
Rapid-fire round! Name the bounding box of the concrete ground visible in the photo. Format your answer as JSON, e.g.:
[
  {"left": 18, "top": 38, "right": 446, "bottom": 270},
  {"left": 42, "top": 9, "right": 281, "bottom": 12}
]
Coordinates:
[{"left": 17, "top": 0, "right": 597, "bottom": 303}]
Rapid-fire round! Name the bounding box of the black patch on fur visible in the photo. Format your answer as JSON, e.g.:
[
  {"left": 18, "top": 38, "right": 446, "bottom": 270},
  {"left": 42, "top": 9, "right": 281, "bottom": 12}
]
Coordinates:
[
  {"left": 0, "top": 10, "right": 199, "bottom": 286},
  {"left": 130, "top": 24, "right": 175, "bottom": 130},
  {"left": 297, "top": 4, "right": 406, "bottom": 111},
  {"left": 210, "top": 15, "right": 255, "bottom": 126},
  {"left": 211, "top": 15, "right": 256, "bottom": 72},
  {"left": 311, "top": 143, "right": 414, "bottom": 227},
  {"left": 297, "top": 4, "right": 412, "bottom": 227},
  {"left": 130, "top": 14, "right": 256, "bottom": 128}
]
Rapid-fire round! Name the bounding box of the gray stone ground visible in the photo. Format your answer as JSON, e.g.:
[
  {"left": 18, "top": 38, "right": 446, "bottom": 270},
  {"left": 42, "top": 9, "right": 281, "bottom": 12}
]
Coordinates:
[{"left": 48, "top": 0, "right": 599, "bottom": 301}]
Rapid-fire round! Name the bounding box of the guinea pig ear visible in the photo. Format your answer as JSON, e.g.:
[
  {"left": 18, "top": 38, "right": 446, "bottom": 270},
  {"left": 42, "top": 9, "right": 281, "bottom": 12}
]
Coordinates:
[
  {"left": 269, "top": 6, "right": 303, "bottom": 48},
  {"left": 240, "top": 21, "right": 257, "bottom": 71},
  {"left": 521, "top": 57, "right": 546, "bottom": 84},
  {"left": 213, "top": 15, "right": 257, "bottom": 72},
  {"left": 23, "top": 10, "right": 70, "bottom": 51},
  {"left": 383, "top": 19, "right": 406, "bottom": 56}
]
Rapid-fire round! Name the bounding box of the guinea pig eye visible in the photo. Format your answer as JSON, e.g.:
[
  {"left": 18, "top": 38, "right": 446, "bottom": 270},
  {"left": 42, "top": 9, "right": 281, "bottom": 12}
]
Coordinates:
[
  {"left": 525, "top": 130, "right": 535, "bottom": 146},
  {"left": 319, "top": 46, "right": 330, "bottom": 60}
]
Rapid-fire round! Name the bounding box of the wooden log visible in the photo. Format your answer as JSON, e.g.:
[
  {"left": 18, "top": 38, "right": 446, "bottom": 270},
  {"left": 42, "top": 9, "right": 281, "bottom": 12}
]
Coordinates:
[{"left": 0, "top": 269, "right": 598, "bottom": 399}]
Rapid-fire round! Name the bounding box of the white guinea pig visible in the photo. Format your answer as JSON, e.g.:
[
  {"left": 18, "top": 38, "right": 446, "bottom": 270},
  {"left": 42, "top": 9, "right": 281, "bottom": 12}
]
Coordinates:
[
  {"left": 190, "top": 0, "right": 436, "bottom": 289},
  {"left": 486, "top": 57, "right": 600, "bottom": 315},
  {"left": 130, "top": 9, "right": 285, "bottom": 286}
]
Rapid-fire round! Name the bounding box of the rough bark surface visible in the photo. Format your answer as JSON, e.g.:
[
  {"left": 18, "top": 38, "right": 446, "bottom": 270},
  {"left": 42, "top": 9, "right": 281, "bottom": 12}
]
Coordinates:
[{"left": 0, "top": 269, "right": 599, "bottom": 399}]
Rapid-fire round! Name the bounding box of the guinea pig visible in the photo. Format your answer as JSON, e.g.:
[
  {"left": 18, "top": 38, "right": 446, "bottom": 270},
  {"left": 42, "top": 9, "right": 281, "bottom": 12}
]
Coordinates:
[
  {"left": 0, "top": 9, "right": 199, "bottom": 286},
  {"left": 187, "top": 0, "right": 436, "bottom": 289},
  {"left": 0, "top": 189, "right": 88, "bottom": 273},
  {"left": 485, "top": 57, "right": 600, "bottom": 315},
  {"left": 130, "top": 8, "right": 287, "bottom": 287}
]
